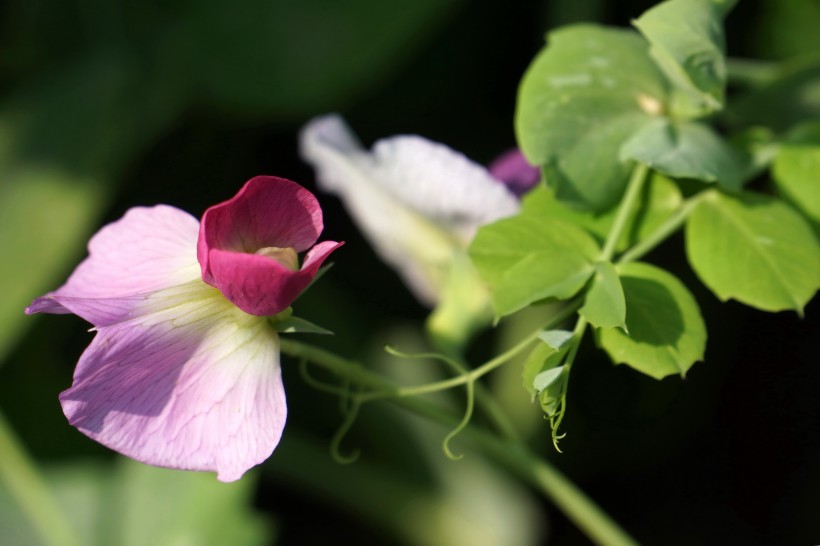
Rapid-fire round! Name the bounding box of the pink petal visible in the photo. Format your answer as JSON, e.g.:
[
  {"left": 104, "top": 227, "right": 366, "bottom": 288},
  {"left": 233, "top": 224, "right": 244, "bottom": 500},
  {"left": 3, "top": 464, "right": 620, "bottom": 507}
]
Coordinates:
[
  {"left": 198, "top": 176, "right": 342, "bottom": 316},
  {"left": 198, "top": 176, "right": 324, "bottom": 283},
  {"left": 59, "top": 281, "right": 285, "bottom": 482},
  {"left": 27, "top": 205, "right": 201, "bottom": 326},
  {"left": 204, "top": 240, "right": 342, "bottom": 316},
  {"left": 488, "top": 148, "right": 541, "bottom": 197}
]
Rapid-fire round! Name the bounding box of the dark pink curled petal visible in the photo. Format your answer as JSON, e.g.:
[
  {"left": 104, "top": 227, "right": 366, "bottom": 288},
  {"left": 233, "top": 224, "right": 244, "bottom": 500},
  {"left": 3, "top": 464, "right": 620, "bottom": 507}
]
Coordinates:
[
  {"left": 26, "top": 205, "right": 201, "bottom": 327},
  {"left": 488, "top": 148, "right": 541, "bottom": 197},
  {"left": 205, "top": 240, "right": 343, "bottom": 316},
  {"left": 59, "top": 281, "right": 286, "bottom": 482},
  {"left": 198, "top": 176, "right": 342, "bottom": 316},
  {"left": 198, "top": 176, "right": 324, "bottom": 283}
]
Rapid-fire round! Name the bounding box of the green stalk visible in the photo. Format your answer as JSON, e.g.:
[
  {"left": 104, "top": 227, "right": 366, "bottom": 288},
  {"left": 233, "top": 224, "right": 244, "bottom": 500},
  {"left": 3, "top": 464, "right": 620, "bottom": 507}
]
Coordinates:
[
  {"left": 0, "top": 409, "right": 81, "bottom": 546},
  {"left": 618, "top": 195, "right": 702, "bottom": 265},
  {"left": 725, "top": 57, "right": 779, "bottom": 88},
  {"left": 357, "top": 302, "right": 581, "bottom": 402},
  {"left": 280, "top": 339, "right": 639, "bottom": 546},
  {"left": 600, "top": 162, "right": 650, "bottom": 262}
]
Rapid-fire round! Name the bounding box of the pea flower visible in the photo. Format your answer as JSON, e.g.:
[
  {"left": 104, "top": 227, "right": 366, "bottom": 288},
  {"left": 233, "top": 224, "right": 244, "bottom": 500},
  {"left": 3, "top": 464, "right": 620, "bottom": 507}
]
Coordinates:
[
  {"left": 299, "top": 114, "right": 519, "bottom": 347},
  {"left": 26, "top": 176, "right": 341, "bottom": 481}
]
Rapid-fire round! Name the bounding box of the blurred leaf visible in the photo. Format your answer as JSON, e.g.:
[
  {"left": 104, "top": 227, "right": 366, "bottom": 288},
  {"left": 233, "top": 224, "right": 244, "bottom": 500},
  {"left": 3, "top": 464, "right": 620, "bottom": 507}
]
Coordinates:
[
  {"left": 0, "top": 460, "right": 270, "bottom": 546},
  {"left": 620, "top": 119, "right": 745, "bottom": 190},
  {"left": 470, "top": 209, "right": 600, "bottom": 317},
  {"left": 515, "top": 24, "right": 668, "bottom": 211},
  {"left": 772, "top": 121, "right": 820, "bottom": 231},
  {"left": 580, "top": 261, "right": 627, "bottom": 331},
  {"left": 273, "top": 315, "right": 334, "bottom": 335},
  {"left": 116, "top": 461, "right": 269, "bottom": 546},
  {"left": 184, "top": 0, "right": 463, "bottom": 118},
  {"left": 726, "top": 54, "right": 820, "bottom": 132},
  {"left": 633, "top": 0, "right": 733, "bottom": 117},
  {"left": 730, "top": 126, "right": 779, "bottom": 181},
  {"left": 598, "top": 262, "right": 706, "bottom": 379},
  {"left": 685, "top": 189, "right": 820, "bottom": 313},
  {"left": 0, "top": 170, "right": 101, "bottom": 364}
]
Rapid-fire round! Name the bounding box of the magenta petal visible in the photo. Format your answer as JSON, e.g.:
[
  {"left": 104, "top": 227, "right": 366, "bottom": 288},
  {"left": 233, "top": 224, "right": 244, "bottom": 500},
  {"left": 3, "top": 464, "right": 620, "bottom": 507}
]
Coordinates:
[
  {"left": 198, "top": 176, "right": 324, "bottom": 283},
  {"left": 60, "top": 284, "right": 285, "bottom": 482},
  {"left": 27, "top": 205, "right": 201, "bottom": 326},
  {"left": 206, "top": 240, "right": 343, "bottom": 316}
]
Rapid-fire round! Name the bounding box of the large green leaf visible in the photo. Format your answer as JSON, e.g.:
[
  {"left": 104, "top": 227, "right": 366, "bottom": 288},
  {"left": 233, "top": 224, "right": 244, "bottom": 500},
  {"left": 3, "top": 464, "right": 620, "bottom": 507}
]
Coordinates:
[
  {"left": 516, "top": 24, "right": 668, "bottom": 211},
  {"left": 598, "top": 262, "right": 706, "bottom": 379},
  {"left": 686, "top": 189, "right": 820, "bottom": 313},
  {"left": 633, "top": 0, "right": 733, "bottom": 118},
  {"left": 580, "top": 261, "right": 627, "bottom": 331},
  {"left": 772, "top": 121, "right": 820, "bottom": 232},
  {"left": 620, "top": 119, "right": 745, "bottom": 190},
  {"left": 469, "top": 210, "right": 601, "bottom": 317}
]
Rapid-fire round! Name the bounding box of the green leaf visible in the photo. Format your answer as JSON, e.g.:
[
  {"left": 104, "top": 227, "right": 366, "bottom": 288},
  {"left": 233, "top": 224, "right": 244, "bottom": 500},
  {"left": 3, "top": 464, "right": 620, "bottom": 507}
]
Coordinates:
[
  {"left": 598, "top": 262, "right": 706, "bottom": 379},
  {"left": 772, "top": 121, "right": 820, "bottom": 232},
  {"left": 521, "top": 172, "right": 683, "bottom": 251},
  {"left": 515, "top": 24, "right": 668, "bottom": 211},
  {"left": 726, "top": 54, "right": 820, "bottom": 132},
  {"left": 580, "top": 261, "right": 627, "bottom": 331},
  {"left": 270, "top": 306, "right": 334, "bottom": 335},
  {"left": 470, "top": 210, "right": 601, "bottom": 317},
  {"left": 620, "top": 119, "right": 745, "bottom": 190},
  {"left": 730, "top": 126, "right": 779, "bottom": 181},
  {"left": 633, "top": 0, "right": 733, "bottom": 117},
  {"left": 534, "top": 366, "right": 568, "bottom": 417},
  {"left": 274, "top": 316, "right": 334, "bottom": 335},
  {"left": 686, "top": 189, "right": 820, "bottom": 313},
  {"left": 522, "top": 330, "right": 573, "bottom": 399}
]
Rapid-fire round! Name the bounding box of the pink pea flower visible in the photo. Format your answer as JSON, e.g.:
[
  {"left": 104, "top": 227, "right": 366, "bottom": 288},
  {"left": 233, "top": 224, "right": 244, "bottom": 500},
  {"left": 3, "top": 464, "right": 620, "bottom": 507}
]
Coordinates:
[{"left": 26, "top": 176, "right": 341, "bottom": 482}]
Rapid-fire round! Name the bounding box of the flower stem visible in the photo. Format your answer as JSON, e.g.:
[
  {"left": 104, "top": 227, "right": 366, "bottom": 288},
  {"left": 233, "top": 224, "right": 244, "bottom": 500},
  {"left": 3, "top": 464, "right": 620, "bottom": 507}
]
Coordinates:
[
  {"left": 358, "top": 301, "right": 581, "bottom": 402},
  {"left": 0, "top": 409, "right": 81, "bottom": 546},
  {"left": 279, "top": 338, "right": 638, "bottom": 546}
]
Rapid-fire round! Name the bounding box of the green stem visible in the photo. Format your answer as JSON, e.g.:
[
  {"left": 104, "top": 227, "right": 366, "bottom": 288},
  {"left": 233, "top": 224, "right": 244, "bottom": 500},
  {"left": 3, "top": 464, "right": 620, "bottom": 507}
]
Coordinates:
[
  {"left": 617, "top": 194, "right": 702, "bottom": 265},
  {"left": 359, "top": 301, "right": 581, "bottom": 402},
  {"left": 0, "top": 410, "right": 81, "bottom": 546},
  {"left": 600, "top": 162, "right": 650, "bottom": 262},
  {"left": 447, "top": 353, "right": 523, "bottom": 443},
  {"left": 279, "top": 339, "right": 638, "bottom": 546}
]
